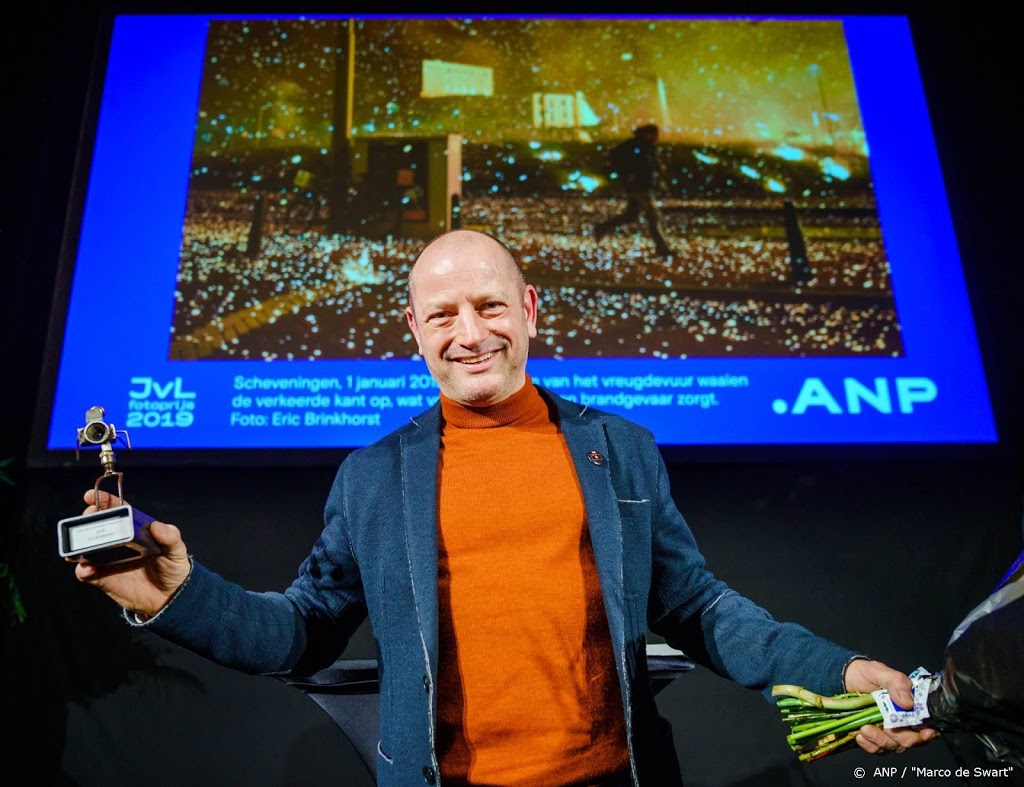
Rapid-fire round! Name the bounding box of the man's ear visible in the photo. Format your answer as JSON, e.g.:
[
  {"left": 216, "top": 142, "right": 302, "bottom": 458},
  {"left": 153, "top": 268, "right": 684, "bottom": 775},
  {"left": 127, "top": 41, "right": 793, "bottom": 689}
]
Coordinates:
[
  {"left": 523, "top": 285, "right": 539, "bottom": 339},
  {"left": 406, "top": 306, "right": 424, "bottom": 354}
]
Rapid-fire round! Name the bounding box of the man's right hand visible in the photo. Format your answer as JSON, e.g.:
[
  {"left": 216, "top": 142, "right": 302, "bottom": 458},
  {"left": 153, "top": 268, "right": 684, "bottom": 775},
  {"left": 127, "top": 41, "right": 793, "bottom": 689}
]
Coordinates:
[{"left": 69, "top": 489, "right": 192, "bottom": 619}]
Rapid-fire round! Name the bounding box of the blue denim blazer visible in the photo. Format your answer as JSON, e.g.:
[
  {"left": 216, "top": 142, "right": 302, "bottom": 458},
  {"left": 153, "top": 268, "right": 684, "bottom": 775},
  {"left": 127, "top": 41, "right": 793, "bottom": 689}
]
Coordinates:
[{"left": 145, "top": 388, "right": 855, "bottom": 786}]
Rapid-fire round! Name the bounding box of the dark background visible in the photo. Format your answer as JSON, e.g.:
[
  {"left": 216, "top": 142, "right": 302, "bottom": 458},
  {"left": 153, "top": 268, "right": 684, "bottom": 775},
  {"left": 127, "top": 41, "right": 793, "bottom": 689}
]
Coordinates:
[{"left": 2, "top": 2, "right": 1022, "bottom": 786}]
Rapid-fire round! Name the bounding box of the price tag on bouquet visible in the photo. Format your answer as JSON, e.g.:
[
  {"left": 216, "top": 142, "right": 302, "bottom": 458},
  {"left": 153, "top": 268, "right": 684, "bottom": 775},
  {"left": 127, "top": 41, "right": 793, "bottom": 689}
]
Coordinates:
[{"left": 871, "top": 667, "right": 936, "bottom": 729}]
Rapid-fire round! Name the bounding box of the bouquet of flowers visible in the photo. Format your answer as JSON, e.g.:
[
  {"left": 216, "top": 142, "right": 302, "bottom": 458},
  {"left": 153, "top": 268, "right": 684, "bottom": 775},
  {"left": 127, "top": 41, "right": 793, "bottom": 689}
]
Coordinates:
[
  {"left": 771, "top": 685, "right": 889, "bottom": 762},
  {"left": 773, "top": 548, "right": 1024, "bottom": 766}
]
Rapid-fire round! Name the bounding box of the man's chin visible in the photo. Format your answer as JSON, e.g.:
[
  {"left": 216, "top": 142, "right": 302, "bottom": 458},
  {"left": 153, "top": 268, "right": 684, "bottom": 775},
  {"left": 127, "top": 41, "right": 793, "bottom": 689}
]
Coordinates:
[
  {"left": 457, "top": 386, "right": 503, "bottom": 407},
  {"left": 444, "top": 376, "right": 505, "bottom": 407}
]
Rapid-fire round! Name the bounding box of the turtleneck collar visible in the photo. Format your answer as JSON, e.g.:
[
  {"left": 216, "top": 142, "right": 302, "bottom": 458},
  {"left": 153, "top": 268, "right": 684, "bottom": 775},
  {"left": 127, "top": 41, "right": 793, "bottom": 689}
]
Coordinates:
[{"left": 439, "top": 375, "right": 547, "bottom": 429}]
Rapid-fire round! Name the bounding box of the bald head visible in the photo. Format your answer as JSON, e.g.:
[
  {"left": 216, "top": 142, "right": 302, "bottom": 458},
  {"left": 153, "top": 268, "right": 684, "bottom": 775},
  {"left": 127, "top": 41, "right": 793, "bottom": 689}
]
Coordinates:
[{"left": 408, "top": 230, "right": 524, "bottom": 309}]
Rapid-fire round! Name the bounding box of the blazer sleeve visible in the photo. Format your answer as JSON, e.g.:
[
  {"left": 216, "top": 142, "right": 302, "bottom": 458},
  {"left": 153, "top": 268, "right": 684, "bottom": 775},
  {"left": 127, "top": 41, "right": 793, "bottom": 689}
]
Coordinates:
[
  {"left": 143, "top": 459, "right": 368, "bottom": 676},
  {"left": 645, "top": 448, "right": 856, "bottom": 700}
]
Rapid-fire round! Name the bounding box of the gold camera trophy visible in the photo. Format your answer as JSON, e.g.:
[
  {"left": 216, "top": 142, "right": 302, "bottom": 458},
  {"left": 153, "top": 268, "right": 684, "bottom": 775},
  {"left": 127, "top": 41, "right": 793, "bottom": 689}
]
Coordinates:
[{"left": 57, "top": 406, "right": 160, "bottom": 564}]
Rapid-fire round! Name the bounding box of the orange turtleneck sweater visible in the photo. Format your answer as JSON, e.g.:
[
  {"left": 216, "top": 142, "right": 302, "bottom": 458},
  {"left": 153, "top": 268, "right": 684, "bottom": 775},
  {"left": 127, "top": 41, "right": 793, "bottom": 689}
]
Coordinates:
[{"left": 435, "top": 378, "right": 629, "bottom": 786}]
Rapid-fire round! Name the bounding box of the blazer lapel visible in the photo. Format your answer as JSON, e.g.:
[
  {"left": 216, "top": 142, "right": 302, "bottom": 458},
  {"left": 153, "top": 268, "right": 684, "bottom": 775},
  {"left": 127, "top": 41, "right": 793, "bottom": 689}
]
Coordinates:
[
  {"left": 556, "top": 401, "right": 627, "bottom": 652},
  {"left": 400, "top": 407, "right": 442, "bottom": 671}
]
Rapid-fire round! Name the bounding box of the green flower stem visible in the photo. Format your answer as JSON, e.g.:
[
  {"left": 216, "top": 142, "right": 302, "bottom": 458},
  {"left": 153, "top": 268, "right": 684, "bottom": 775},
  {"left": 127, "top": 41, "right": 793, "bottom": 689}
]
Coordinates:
[
  {"left": 772, "top": 684, "right": 877, "bottom": 709},
  {"left": 782, "top": 709, "right": 868, "bottom": 723},
  {"left": 788, "top": 707, "right": 881, "bottom": 733},
  {"left": 797, "top": 732, "right": 859, "bottom": 762},
  {"left": 786, "top": 706, "right": 881, "bottom": 745}
]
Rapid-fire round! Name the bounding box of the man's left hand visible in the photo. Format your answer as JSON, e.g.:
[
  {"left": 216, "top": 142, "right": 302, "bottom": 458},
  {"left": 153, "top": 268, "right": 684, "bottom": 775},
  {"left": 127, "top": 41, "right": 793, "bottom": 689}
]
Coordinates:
[{"left": 844, "top": 659, "right": 940, "bottom": 754}]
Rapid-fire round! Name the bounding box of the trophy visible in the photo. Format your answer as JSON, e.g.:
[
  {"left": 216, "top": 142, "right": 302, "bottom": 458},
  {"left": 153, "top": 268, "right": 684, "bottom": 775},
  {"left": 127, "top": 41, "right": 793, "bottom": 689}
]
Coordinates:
[{"left": 57, "top": 406, "right": 160, "bottom": 564}]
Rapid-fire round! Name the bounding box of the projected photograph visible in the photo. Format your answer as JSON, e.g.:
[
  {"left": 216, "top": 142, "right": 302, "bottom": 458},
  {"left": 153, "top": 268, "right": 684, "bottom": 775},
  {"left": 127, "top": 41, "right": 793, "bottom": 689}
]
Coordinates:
[
  {"left": 170, "top": 17, "right": 901, "bottom": 362},
  {"left": 36, "top": 12, "right": 995, "bottom": 453}
]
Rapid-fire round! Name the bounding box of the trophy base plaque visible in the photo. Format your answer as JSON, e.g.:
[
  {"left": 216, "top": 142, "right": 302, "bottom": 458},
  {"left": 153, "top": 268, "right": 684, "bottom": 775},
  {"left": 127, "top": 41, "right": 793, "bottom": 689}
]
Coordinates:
[{"left": 58, "top": 504, "right": 158, "bottom": 564}]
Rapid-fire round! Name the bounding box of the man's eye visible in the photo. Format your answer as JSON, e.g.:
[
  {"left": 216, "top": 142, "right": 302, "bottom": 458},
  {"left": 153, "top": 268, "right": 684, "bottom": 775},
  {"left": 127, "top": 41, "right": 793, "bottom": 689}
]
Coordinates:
[
  {"left": 428, "top": 312, "right": 453, "bottom": 324},
  {"left": 480, "top": 302, "right": 505, "bottom": 315}
]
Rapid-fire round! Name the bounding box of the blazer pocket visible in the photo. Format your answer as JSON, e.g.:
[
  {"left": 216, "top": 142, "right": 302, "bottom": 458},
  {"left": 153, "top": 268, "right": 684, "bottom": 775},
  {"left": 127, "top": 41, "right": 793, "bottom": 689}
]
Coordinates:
[
  {"left": 616, "top": 498, "right": 652, "bottom": 599},
  {"left": 616, "top": 497, "right": 650, "bottom": 518}
]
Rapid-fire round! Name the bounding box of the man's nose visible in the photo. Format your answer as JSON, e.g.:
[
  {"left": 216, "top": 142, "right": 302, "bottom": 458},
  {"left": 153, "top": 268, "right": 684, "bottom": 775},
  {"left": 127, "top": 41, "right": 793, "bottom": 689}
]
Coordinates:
[{"left": 453, "top": 308, "right": 487, "bottom": 346}]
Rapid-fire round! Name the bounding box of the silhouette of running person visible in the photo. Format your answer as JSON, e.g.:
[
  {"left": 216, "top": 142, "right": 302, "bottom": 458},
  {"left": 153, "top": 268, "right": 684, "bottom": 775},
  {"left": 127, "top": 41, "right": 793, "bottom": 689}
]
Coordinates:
[{"left": 594, "top": 124, "right": 673, "bottom": 258}]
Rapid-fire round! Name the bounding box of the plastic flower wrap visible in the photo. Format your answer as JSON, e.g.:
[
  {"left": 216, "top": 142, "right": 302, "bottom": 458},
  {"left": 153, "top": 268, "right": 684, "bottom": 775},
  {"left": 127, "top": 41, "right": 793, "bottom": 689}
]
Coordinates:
[
  {"left": 924, "top": 549, "right": 1024, "bottom": 767},
  {"left": 773, "top": 548, "right": 1024, "bottom": 766}
]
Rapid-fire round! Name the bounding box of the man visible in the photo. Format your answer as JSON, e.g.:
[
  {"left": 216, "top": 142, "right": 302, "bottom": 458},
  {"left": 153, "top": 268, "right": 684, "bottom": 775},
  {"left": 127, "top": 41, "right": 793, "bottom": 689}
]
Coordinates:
[
  {"left": 73, "top": 230, "right": 934, "bottom": 786},
  {"left": 593, "top": 124, "right": 673, "bottom": 258}
]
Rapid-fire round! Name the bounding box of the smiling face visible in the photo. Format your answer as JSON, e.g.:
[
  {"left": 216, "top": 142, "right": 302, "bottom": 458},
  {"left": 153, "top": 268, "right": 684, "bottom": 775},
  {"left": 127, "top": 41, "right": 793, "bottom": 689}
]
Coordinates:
[{"left": 406, "top": 231, "right": 538, "bottom": 407}]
